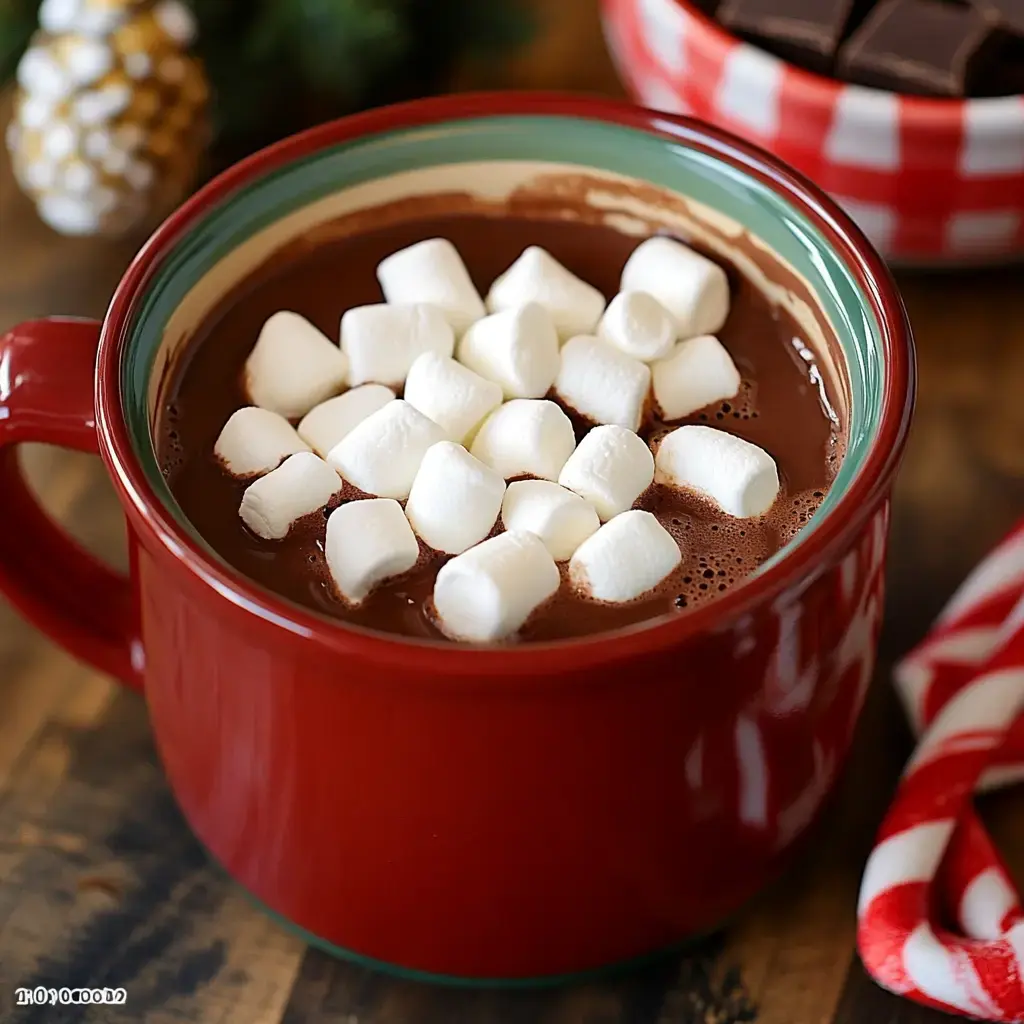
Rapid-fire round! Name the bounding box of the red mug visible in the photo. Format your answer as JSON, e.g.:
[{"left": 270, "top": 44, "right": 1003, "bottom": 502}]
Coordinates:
[{"left": 0, "top": 93, "right": 914, "bottom": 983}]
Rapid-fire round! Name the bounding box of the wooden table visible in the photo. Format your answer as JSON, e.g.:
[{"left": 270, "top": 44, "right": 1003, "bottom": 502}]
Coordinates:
[{"left": 0, "top": 2, "right": 1021, "bottom": 1021}]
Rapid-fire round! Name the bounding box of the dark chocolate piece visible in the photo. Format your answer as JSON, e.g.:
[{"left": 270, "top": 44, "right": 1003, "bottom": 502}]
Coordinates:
[
  {"left": 972, "top": 0, "right": 1024, "bottom": 36},
  {"left": 718, "top": 0, "right": 874, "bottom": 74},
  {"left": 970, "top": 0, "right": 1024, "bottom": 93},
  {"left": 979, "top": 33, "right": 1024, "bottom": 93},
  {"left": 837, "top": 0, "right": 994, "bottom": 96}
]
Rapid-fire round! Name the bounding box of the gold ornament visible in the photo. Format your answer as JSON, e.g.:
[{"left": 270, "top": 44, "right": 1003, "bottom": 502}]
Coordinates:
[{"left": 5, "top": 0, "right": 209, "bottom": 237}]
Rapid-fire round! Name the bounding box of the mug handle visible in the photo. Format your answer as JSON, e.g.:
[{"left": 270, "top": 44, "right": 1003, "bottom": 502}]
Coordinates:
[{"left": 0, "top": 318, "right": 142, "bottom": 691}]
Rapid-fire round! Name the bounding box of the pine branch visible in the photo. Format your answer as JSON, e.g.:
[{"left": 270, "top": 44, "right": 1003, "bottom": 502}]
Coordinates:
[
  {"left": 0, "top": 0, "right": 40, "bottom": 81},
  {"left": 439, "top": 0, "right": 535, "bottom": 54},
  {"left": 285, "top": 0, "right": 411, "bottom": 103}
]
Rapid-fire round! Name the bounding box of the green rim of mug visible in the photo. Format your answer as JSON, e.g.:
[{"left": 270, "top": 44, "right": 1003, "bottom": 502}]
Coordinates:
[
  {"left": 122, "top": 114, "right": 883, "bottom": 607},
  {"left": 194, "top": 832, "right": 725, "bottom": 988},
  {"left": 253, "top": 889, "right": 713, "bottom": 989}
]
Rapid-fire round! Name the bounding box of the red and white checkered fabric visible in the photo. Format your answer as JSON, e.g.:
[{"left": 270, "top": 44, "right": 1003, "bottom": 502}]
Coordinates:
[
  {"left": 602, "top": 0, "right": 1024, "bottom": 265},
  {"left": 856, "top": 519, "right": 1024, "bottom": 1020}
]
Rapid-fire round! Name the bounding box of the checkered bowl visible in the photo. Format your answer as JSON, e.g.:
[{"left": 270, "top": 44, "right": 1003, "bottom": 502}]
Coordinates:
[{"left": 602, "top": 0, "right": 1024, "bottom": 267}]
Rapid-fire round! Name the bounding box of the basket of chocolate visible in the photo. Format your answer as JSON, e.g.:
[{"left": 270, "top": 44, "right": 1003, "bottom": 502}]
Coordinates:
[{"left": 603, "top": 0, "right": 1024, "bottom": 266}]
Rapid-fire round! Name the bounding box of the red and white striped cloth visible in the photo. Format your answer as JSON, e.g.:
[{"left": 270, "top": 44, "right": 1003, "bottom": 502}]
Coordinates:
[{"left": 858, "top": 519, "right": 1024, "bottom": 1020}]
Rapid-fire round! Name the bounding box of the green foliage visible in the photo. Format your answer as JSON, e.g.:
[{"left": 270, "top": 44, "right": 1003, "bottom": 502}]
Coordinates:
[
  {"left": 0, "top": 0, "right": 533, "bottom": 155},
  {"left": 0, "top": 0, "right": 40, "bottom": 81}
]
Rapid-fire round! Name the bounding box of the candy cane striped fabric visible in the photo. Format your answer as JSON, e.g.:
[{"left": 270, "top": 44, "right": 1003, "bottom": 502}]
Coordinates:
[{"left": 857, "top": 517, "right": 1024, "bottom": 1020}]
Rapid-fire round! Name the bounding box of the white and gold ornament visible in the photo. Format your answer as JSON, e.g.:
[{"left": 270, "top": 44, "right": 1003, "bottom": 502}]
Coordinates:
[{"left": 5, "top": 0, "right": 209, "bottom": 237}]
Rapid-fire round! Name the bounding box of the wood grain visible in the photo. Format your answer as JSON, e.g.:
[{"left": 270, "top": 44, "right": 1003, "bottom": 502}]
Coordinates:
[{"left": 0, "top": 1, "right": 1021, "bottom": 1020}]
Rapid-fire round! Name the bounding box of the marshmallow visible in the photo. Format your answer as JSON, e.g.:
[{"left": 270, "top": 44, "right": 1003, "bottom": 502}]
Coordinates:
[
  {"left": 327, "top": 399, "right": 446, "bottom": 500},
  {"left": 456, "top": 302, "right": 560, "bottom": 399},
  {"left": 341, "top": 303, "right": 454, "bottom": 388},
  {"left": 214, "top": 406, "right": 310, "bottom": 477},
  {"left": 621, "top": 237, "right": 730, "bottom": 340},
  {"left": 558, "top": 424, "right": 654, "bottom": 521},
  {"left": 325, "top": 498, "right": 420, "bottom": 605},
  {"left": 554, "top": 335, "right": 651, "bottom": 431},
  {"left": 597, "top": 290, "right": 676, "bottom": 362},
  {"left": 297, "top": 384, "right": 396, "bottom": 457},
  {"left": 501, "top": 480, "right": 600, "bottom": 561},
  {"left": 652, "top": 335, "right": 741, "bottom": 421},
  {"left": 245, "top": 311, "right": 349, "bottom": 419},
  {"left": 405, "top": 442, "right": 506, "bottom": 554},
  {"left": 403, "top": 352, "right": 503, "bottom": 444},
  {"left": 655, "top": 425, "right": 779, "bottom": 518},
  {"left": 470, "top": 399, "right": 576, "bottom": 482},
  {"left": 433, "top": 531, "right": 560, "bottom": 642},
  {"left": 239, "top": 452, "right": 341, "bottom": 540},
  {"left": 376, "top": 239, "right": 485, "bottom": 335},
  {"left": 569, "top": 510, "right": 682, "bottom": 603},
  {"left": 486, "top": 247, "right": 606, "bottom": 341}
]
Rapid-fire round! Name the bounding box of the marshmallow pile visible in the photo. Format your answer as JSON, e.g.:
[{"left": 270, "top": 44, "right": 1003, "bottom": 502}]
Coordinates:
[{"left": 214, "top": 235, "right": 783, "bottom": 643}]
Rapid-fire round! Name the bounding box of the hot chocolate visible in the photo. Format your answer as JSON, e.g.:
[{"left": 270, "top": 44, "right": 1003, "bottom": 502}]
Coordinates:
[{"left": 158, "top": 212, "right": 845, "bottom": 643}]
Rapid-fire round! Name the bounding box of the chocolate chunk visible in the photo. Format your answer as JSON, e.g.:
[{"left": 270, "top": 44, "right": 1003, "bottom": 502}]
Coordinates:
[
  {"left": 972, "top": 0, "right": 1024, "bottom": 35},
  {"left": 837, "top": 0, "right": 996, "bottom": 96},
  {"left": 718, "top": 0, "right": 875, "bottom": 73},
  {"left": 976, "top": 32, "right": 1024, "bottom": 93},
  {"left": 969, "top": 0, "right": 1024, "bottom": 94}
]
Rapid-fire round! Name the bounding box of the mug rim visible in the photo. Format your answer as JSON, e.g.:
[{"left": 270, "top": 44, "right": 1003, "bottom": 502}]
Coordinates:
[{"left": 95, "top": 91, "right": 915, "bottom": 677}]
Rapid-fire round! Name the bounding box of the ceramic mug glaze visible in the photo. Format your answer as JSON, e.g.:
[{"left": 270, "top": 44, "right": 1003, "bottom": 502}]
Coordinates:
[{"left": 0, "top": 93, "right": 914, "bottom": 983}]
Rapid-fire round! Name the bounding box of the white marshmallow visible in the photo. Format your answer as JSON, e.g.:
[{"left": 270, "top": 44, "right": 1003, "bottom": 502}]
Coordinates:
[
  {"left": 486, "top": 247, "right": 606, "bottom": 341},
  {"left": 341, "top": 303, "right": 454, "bottom": 388},
  {"left": 433, "top": 531, "right": 560, "bottom": 642},
  {"left": 597, "top": 290, "right": 676, "bottom": 362},
  {"left": 327, "top": 399, "right": 446, "bottom": 500},
  {"left": 239, "top": 452, "right": 341, "bottom": 540},
  {"left": 403, "top": 352, "right": 502, "bottom": 444},
  {"left": 214, "top": 406, "right": 310, "bottom": 477},
  {"left": 621, "top": 237, "right": 730, "bottom": 340},
  {"left": 558, "top": 424, "right": 654, "bottom": 521},
  {"left": 501, "top": 480, "right": 600, "bottom": 561},
  {"left": 652, "top": 335, "right": 741, "bottom": 421},
  {"left": 376, "top": 239, "right": 485, "bottom": 335},
  {"left": 554, "top": 335, "right": 651, "bottom": 431},
  {"left": 569, "top": 510, "right": 682, "bottom": 603},
  {"left": 470, "top": 399, "right": 576, "bottom": 482},
  {"left": 405, "top": 442, "right": 506, "bottom": 554},
  {"left": 456, "top": 302, "right": 560, "bottom": 399},
  {"left": 655, "top": 425, "right": 779, "bottom": 518},
  {"left": 325, "top": 498, "right": 420, "bottom": 605},
  {"left": 297, "top": 385, "right": 395, "bottom": 457},
  {"left": 245, "top": 311, "right": 349, "bottom": 419}
]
